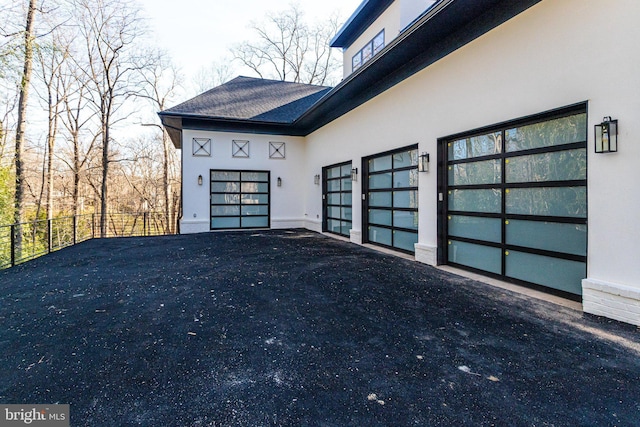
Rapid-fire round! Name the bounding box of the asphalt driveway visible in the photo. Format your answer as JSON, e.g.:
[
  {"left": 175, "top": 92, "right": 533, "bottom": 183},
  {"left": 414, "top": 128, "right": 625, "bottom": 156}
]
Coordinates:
[{"left": 1, "top": 229, "right": 638, "bottom": 426}]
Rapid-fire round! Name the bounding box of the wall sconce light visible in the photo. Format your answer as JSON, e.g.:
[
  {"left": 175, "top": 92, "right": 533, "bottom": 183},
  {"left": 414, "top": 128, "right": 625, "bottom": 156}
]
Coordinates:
[
  {"left": 595, "top": 116, "right": 618, "bottom": 153},
  {"left": 277, "top": 177, "right": 282, "bottom": 187},
  {"left": 314, "top": 174, "right": 320, "bottom": 185},
  {"left": 418, "top": 152, "right": 430, "bottom": 172},
  {"left": 197, "top": 174, "right": 203, "bottom": 185},
  {"left": 351, "top": 167, "right": 358, "bottom": 182}
]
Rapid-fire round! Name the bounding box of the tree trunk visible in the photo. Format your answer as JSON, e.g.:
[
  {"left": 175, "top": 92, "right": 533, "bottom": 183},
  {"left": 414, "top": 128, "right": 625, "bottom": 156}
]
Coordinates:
[
  {"left": 14, "top": 0, "right": 38, "bottom": 257},
  {"left": 100, "top": 116, "right": 109, "bottom": 238}
]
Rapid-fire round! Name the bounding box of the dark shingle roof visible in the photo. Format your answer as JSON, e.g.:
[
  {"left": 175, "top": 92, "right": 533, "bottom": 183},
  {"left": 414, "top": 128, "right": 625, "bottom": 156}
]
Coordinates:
[{"left": 163, "top": 76, "right": 332, "bottom": 124}]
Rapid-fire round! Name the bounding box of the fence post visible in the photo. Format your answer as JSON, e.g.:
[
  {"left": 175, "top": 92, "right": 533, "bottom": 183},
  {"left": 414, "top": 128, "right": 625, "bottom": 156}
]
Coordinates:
[
  {"left": 73, "top": 215, "right": 77, "bottom": 245},
  {"left": 10, "top": 224, "right": 15, "bottom": 267},
  {"left": 92, "top": 213, "right": 95, "bottom": 238},
  {"left": 48, "top": 219, "right": 52, "bottom": 254},
  {"left": 144, "top": 212, "right": 148, "bottom": 236}
]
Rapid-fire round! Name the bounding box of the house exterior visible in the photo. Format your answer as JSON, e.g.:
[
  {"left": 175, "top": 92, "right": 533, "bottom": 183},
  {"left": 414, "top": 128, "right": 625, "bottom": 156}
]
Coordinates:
[{"left": 159, "top": 0, "right": 640, "bottom": 326}]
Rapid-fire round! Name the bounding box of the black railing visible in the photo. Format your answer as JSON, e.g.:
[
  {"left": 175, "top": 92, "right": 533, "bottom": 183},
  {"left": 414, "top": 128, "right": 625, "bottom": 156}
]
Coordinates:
[{"left": 0, "top": 212, "right": 174, "bottom": 269}]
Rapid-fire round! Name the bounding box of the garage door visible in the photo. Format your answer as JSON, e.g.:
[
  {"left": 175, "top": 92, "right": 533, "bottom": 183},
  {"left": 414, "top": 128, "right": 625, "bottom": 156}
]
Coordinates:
[
  {"left": 210, "top": 170, "right": 270, "bottom": 229},
  {"left": 323, "top": 161, "right": 353, "bottom": 237},
  {"left": 363, "top": 146, "right": 419, "bottom": 253},
  {"left": 442, "top": 107, "right": 587, "bottom": 296}
]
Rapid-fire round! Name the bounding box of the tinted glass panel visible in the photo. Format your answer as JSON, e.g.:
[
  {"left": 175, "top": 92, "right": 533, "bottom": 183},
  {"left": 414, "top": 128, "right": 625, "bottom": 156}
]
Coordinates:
[
  {"left": 241, "top": 194, "right": 268, "bottom": 204},
  {"left": 449, "top": 160, "right": 501, "bottom": 186},
  {"left": 212, "top": 194, "right": 239, "bottom": 205},
  {"left": 212, "top": 182, "right": 239, "bottom": 193},
  {"left": 241, "top": 172, "right": 268, "bottom": 181},
  {"left": 369, "top": 209, "right": 392, "bottom": 226},
  {"left": 393, "top": 169, "right": 418, "bottom": 188},
  {"left": 394, "top": 211, "right": 418, "bottom": 230},
  {"left": 328, "top": 218, "right": 341, "bottom": 233},
  {"left": 369, "top": 172, "right": 392, "bottom": 189},
  {"left": 505, "top": 113, "right": 587, "bottom": 152},
  {"left": 328, "top": 206, "right": 341, "bottom": 219},
  {"left": 393, "top": 191, "right": 418, "bottom": 209},
  {"left": 448, "top": 215, "right": 501, "bottom": 243},
  {"left": 341, "top": 164, "right": 352, "bottom": 177},
  {"left": 341, "top": 222, "right": 351, "bottom": 236},
  {"left": 448, "top": 240, "right": 501, "bottom": 274},
  {"left": 506, "top": 187, "right": 586, "bottom": 217},
  {"left": 393, "top": 150, "right": 418, "bottom": 168},
  {"left": 211, "top": 206, "right": 240, "bottom": 216},
  {"left": 342, "top": 178, "right": 352, "bottom": 192},
  {"left": 211, "top": 171, "right": 240, "bottom": 181},
  {"left": 326, "top": 166, "right": 341, "bottom": 179},
  {"left": 369, "top": 155, "right": 392, "bottom": 172},
  {"left": 506, "top": 220, "right": 586, "bottom": 256},
  {"left": 327, "top": 180, "right": 341, "bottom": 192},
  {"left": 241, "top": 182, "right": 268, "bottom": 193},
  {"left": 211, "top": 217, "right": 240, "bottom": 229},
  {"left": 448, "top": 132, "right": 502, "bottom": 160},
  {"left": 448, "top": 189, "right": 501, "bottom": 213},
  {"left": 241, "top": 216, "right": 269, "bottom": 228},
  {"left": 327, "top": 193, "right": 341, "bottom": 205},
  {"left": 369, "top": 192, "right": 392, "bottom": 207},
  {"left": 241, "top": 205, "right": 268, "bottom": 216},
  {"left": 369, "top": 226, "right": 392, "bottom": 246},
  {"left": 505, "top": 251, "right": 584, "bottom": 295},
  {"left": 394, "top": 230, "right": 418, "bottom": 252},
  {"left": 506, "top": 149, "right": 586, "bottom": 183},
  {"left": 341, "top": 207, "right": 352, "bottom": 221},
  {"left": 341, "top": 193, "right": 352, "bottom": 205}
]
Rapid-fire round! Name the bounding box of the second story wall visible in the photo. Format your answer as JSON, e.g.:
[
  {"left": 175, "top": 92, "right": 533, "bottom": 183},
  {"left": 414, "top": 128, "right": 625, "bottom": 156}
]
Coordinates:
[
  {"left": 342, "top": 1, "right": 401, "bottom": 79},
  {"left": 339, "top": 0, "right": 437, "bottom": 79}
]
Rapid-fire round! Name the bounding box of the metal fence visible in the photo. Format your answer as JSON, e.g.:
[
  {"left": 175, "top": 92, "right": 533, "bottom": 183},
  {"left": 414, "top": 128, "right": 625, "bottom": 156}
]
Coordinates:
[{"left": 0, "top": 212, "right": 173, "bottom": 270}]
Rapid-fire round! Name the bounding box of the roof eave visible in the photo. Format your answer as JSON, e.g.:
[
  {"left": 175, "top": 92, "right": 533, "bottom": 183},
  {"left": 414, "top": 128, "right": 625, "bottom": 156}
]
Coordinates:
[{"left": 297, "top": 0, "right": 543, "bottom": 134}]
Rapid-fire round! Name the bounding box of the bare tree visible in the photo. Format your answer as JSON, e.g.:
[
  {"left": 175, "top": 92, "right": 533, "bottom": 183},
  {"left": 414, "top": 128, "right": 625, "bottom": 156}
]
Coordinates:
[
  {"left": 74, "top": 0, "right": 149, "bottom": 237},
  {"left": 59, "top": 52, "right": 99, "bottom": 217},
  {"left": 190, "top": 58, "right": 235, "bottom": 95},
  {"left": 231, "top": 4, "right": 341, "bottom": 86},
  {"left": 12, "top": 0, "right": 38, "bottom": 255},
  {"left": 35, "top": 22, "right": 70, "bottom": 221},
  {"left": 137, "top": 49, "right": 181, "bottom": 233}
]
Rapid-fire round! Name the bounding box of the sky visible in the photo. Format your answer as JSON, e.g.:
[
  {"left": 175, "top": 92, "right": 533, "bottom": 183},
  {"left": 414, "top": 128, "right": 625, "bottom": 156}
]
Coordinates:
[{"left": 137, "top": 0, "right": 363, "bottom": 96}]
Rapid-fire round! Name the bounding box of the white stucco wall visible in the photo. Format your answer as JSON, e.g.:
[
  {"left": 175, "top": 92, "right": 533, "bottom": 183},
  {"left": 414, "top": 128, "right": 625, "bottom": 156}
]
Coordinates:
[
  {"left": 399, "top": 0, "right": 436, "bottom": 30},
  {"left": 180, "top": 130, "right": 309, "bottom": 234},
  {"left": 306, "top": 0, "right": 640, "bottom": 324}
]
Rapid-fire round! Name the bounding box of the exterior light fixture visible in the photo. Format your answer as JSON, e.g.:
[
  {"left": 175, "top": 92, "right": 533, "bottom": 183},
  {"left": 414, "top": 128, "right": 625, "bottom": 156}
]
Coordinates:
[
  {"left": 418, "top": 152, "right": 430, "bottom": 172},
  {"left": 595, "top": 116, "right": 618, "bottom": 153},
  {"left": 197, "top": 174, "right": 203, "bottom": 185},
  {"left": 351, "top": 167, "right": 358, "bottom": 182},
  {"left": 277, "top": 177, "right": 282, "bottom": 187},
  {"left": 314, "top": 174, "right": 320, "bottom": 185}
]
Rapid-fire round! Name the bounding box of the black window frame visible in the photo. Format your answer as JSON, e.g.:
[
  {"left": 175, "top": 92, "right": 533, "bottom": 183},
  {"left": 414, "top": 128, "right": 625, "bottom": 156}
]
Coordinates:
[{"left": 352, "top": 30, "right": 385, "bottom": 72}]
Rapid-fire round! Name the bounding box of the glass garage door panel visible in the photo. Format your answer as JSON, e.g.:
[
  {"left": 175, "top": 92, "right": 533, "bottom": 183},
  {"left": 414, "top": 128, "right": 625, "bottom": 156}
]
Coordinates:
[
  {"left": 366, "top": 147, "right": 418, "bottom": 253},
  {"left": 210, "top": 170, "right": 269, "bottom": 230},
  {"left": 448, "top": 240, "right": 501, "bottom": 275},
  {"left": 506, "top": 220, "right": 587, "bottom": 256},
  {"left": 505, "top": 251, "right": 585, "bottom": 295},
  {"left": 445, "top": 110, "right": 587, "bottom": 295},
  {"left": 448, "top": 215, "right": 501, "bottom": 243},
  {"left": 324, "top": 162, "right": 352, "bottom": 238}
]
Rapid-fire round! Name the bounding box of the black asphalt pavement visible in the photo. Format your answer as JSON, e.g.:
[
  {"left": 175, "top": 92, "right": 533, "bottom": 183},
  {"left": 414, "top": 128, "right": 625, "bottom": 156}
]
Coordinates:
[{"left": 0, "top": 229, "right": 638, "bottom": 426}]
